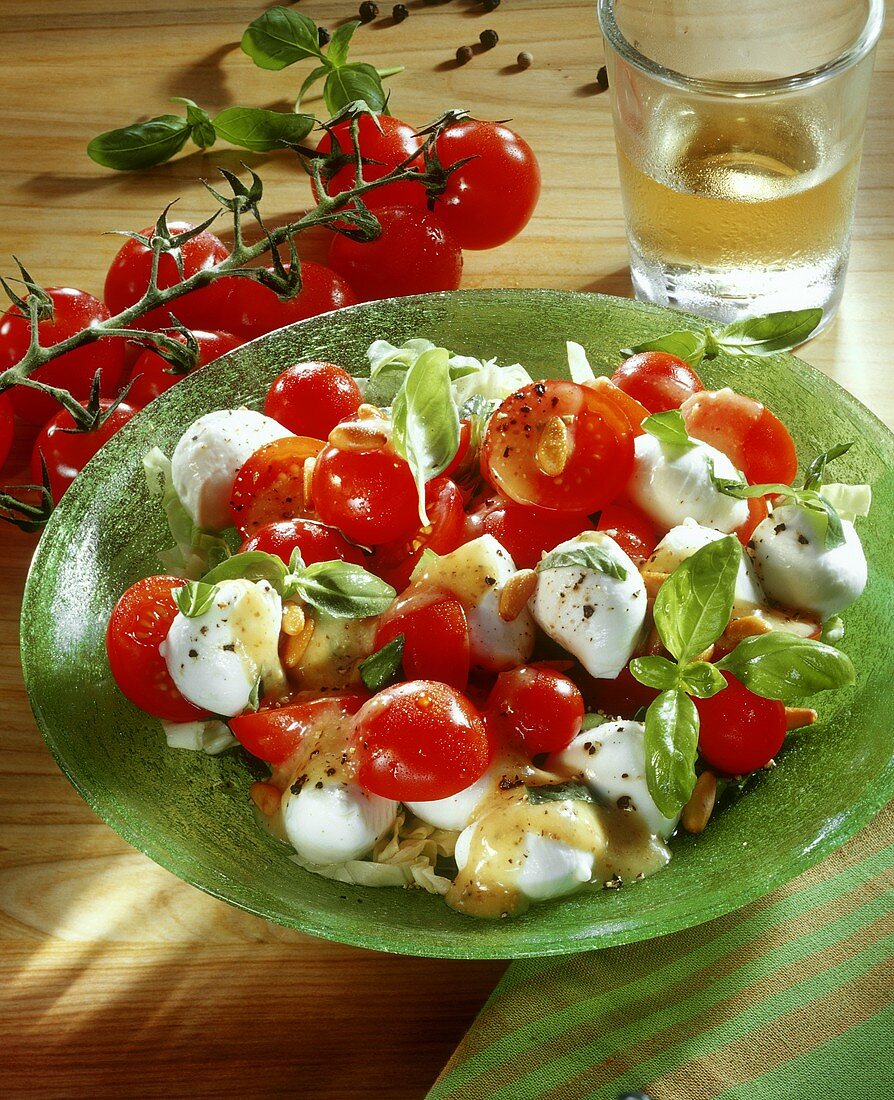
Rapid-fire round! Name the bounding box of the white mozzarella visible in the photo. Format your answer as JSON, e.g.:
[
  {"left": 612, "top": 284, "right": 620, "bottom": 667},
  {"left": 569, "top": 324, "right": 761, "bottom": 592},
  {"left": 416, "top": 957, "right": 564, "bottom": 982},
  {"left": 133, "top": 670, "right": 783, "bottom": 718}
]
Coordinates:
[
  {"left": 161, "top": 578, "right": 284, "bottom": 717},
  {"left": 282, "top": 782, "right": 398, "bottom": 865},
  {"left": 529, "top": 532, "right": 647, "bottom": 679},
  {"left": 411, "top": 535, "right": 535, "bottom": 671},
  {"left": 549, "top": 720, "right": 679, "bottom": 840},
  {"left": 405, "top": 771, "right": 494, "bottom": 832},
  {"left": 647, "top": 518, "right": 764, "bottom": 616},
  {"left": 750, "top": 503, "right": 868, "bottom": 620},
  {"left": 171, "top": 408, "right": 293, "bottom": 530},
  {"left": 627, "top": 433, "right": 749, "bottom": 533}
]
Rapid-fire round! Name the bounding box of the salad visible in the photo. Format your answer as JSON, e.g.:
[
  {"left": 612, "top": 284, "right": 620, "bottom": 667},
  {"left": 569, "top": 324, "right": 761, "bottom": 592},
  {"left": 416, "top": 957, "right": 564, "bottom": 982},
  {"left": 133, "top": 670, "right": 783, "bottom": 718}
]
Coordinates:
[{"left": 105, "top": 337, "right": 868, "bottom": 919}]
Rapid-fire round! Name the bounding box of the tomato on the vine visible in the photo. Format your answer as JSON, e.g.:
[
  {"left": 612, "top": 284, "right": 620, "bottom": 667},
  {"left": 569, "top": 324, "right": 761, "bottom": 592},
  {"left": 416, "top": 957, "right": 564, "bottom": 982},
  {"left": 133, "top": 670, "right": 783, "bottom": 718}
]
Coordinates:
[
  {"left": 32, "top": 400, "right": 139, "bottom": 502},
  {"left": 353, "top": 680, "right": 491, "bottom": 801},
  {"left": 431, "top": 120, "right": 541, "bottom": 250},
  {"left": 486, "top": 665, "right": 584, "bottom": 756},
  {"left": 229, "top": 436, "right": 324, "bottom": 536},
  {"left": 471, "top": 496, "right": 594, "bottom": 570},
  {"left": 230, "top": 694, "right": 366, "bottom": 766},
  {"left": 695, "top": 671, "right": 786, "bottom": 774},
  {"left": 126, "top": 330, "right": 242, "bottom": 406},
  {"left": 314, "top": 114, "right": 424, "bottom": 211},
  {"left": 482, "top": 380, "right": 634, "bottom": 514},
  {"left": 375, "top": 587, "right": 470, "bottom": 691},
  {"left": 595, "top": 501, "right": 659, "bottom": 562},
  {"left": 611, "top": 351, "right": 704, "bottom": 413},
  {"left": 0, "top": 288, "right": 127, "bottom": 425},
  {"left": 264, "top": 361, "right": 362, "bottom": 439},
  {"left": 328, "top": 206, "right": 463, "bottom": 303},
  {"left": 241, "top": 517, "right": 366, "bottom": 567},
  {"left": 369, "top": 477, "right": 466, "bottom": 589},
  {"left": 0, "top": 394, "right": 13, "bottom": 471},
  {"left": 680, "top": 389, "right": 798, "bottom": 485},
  {"left": 106, "top": 575, "right": 210, "bottom": 722}
]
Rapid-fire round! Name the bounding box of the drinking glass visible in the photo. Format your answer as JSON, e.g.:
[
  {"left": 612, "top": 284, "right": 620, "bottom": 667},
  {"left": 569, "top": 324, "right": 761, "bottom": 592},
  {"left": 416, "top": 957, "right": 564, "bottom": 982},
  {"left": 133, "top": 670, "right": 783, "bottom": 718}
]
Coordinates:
[{"left": 597, "top": 0, "right": 885, "bottom": 329}]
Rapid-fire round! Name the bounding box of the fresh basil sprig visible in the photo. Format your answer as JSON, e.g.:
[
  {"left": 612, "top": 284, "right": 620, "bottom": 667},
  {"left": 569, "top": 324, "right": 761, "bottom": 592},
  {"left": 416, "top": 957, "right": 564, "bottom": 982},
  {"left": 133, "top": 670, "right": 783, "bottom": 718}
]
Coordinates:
[
  {"left": 359, "top": 635, "right": 405, "bottom": 692},
  {"left": 622, "top": 308, "right": 822, "bottom": 368},
  {"left": 641, "top": 409, "right": 696, "bottom": 450},
  {"left": 284, "top": 559, "right": 396, "bottom": 619},
  {"left": 174, "top": 580, "right": 218, "bottom": 618},
  {"left": 645, "top": 690, "right": 700, "bottom": 817},
  {"left": 526, "top": 781, "right": 597, "bottom": 806},
  {"left": 536, "top": 543, "right": 627, "bottom": 581},
  {"left": 202, "top": 551, "right": 288, "bottom": 592}
]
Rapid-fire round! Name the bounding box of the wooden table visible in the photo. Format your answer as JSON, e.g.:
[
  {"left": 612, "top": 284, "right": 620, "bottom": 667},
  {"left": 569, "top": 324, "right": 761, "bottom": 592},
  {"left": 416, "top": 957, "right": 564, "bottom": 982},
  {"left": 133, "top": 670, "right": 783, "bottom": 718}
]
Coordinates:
[{"left": 1, "top": 3, "right": 891, "bottom": 1096}]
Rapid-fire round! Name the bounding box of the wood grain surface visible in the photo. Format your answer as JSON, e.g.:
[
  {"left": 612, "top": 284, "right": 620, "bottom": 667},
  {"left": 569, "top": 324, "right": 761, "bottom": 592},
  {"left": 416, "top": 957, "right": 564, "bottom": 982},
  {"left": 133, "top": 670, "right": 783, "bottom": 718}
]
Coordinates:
[{"left": 0, "top": 3, "right": 891, "bottom": 1097}]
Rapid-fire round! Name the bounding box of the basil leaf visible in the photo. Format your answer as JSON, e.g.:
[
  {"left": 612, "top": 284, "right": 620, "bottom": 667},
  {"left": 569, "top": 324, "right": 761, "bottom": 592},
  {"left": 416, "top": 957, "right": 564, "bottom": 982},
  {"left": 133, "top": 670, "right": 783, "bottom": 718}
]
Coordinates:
[
  {"left": 359, "top": 635, "right": 405, "bottom": 692},
  {"left": 800, "top": 493, "right": 846, "bottom": 550},
  {"left": 629, "top": 655, "right": 679, "bottom": 692},
  {"left": 323, "top": 64, "right": 388, "bottom": 116},
  {"left": 296, "top": 64, "right": 329, "bottom": 109},
  {"left": 718, "top": 633, "right": 855, "bottom": 701},
  {"left": 213, "top": 107, "right": 315, "bottom": 152},
  {"left": 391, "top": 347, "right": 460, "bottom": 525},
  {"left": 644, "top": 689, "right": 699, "bottom": 818},
  {"left": 241, "top": 6, "right": 324, "bottom": 70},
  {"left": 803, "top": 443, "right": 853, "bottom": 492},
  {"left": 174, "top": 580, "right": 218, "bottom": 618},
  {"left": 526, "top": 781, "right": 596, "bottom": 806},
  {"left": 653, "top": 536, "right": 741, "bottom": 662},
  {"left": 715, "top": 309, "right": 822, "bottom": 356},
  {"left": 87, "top": 115, "right": 191, "bottom": 170},
  {"left": 172, "top": 98, "right": 216, "bottom": 149},
  {"left": 202, "top": 550, "right": 288, "bottom": 593},
  {"left": 678, "top": 660, "right": 727, "bottom": 699},
  {"left": 641, "top": 409, "right": 696, "bottom": 450},
  {"left": 580, "top": 713, "right": 609, "bottom": 732},
  {"left": 326, "top": 20, "right": 358, "bottom": 67},
  {"left": 622, "top": 330, "right": 708, "bottom": 368},
  {"left": 291, "top": 561, "right": 396, "bottom": 618},
  {"left": 536, "top": 543, "right": 627, "bottom": 581},
  {"left": 247, "top": 677, "right": 262, "bottom": 713}
]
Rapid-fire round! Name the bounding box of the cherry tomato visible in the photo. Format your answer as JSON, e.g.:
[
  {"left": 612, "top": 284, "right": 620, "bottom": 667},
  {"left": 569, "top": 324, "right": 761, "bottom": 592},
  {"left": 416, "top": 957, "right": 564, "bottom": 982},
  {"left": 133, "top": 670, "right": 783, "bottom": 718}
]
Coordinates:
[
  {"left": 216, "top": 261, "right": 357, "bottom": 341},
  {"left": 106, "top": 575, "right": 210, "bottom": 722},
  {"left": 0, "top": 288, "right": 128, "bottom": 425},
  {"left": 579, "top": 667, "right": 659, "bottom": 719},
  {"left": 264, "top": 361, "right": 362, "bottom": 439},
  {"left": 473, "top": 496, "right": 594, "bottom": 570},
  {"left": 369, "top": 477, "right": 466, "bottom": 589},
  {"left": 0, "top": 394, "right": 13, "bottom": 470},
  {"left": 126, "top": 330, "right": 242, "bottom": 406},
  {"left": 229, "top": 693, "right": 366, "bottom": 766},
  {"left": 442, "top": 419, "right": 472, "bottom": 479},
  {"left": 32, "top": 400, "right": 139, "bottom": 502},
  {"left": 482, "top": 380, "right": 634, "bottom": 514},
  {"left": 695, "top": 671, "right": 786, "bottom": 774},
  {"left": 431, "top": 120, "right": 541, "bottom": 250},
  {"left": 585, "top": 376, "right": 649, "bottom": 436},
  {"left": 241, "top": 517, "right": 367, "bottom": 567},
  {"left": 314, "top": 114, "right": 424, "bottom": 211},
  {"left": 229, "top": 436, "right": 324, "bottom": 536},
  {"left": 312, "top": 444, "right": 420, "bottom": 546},
  {"left": 104, "top": 220, "right": 229, "bottom": 331},
  {"left": 328, "top": 206, "right": 463, "bottom": 303},
  {"left": 737, "top": 495, "right": 770, "bottom": 547},
  {"left": 486, "top": 665, "right": 584, "bottom": 756},
  {"left": 596, "top": 501, "right": 659, "bottom": 562},
  {"left": 611, "top": 352, "right": 704, "bottom": 413},
  {"left": 680, "top": 389, "right": 798, "bottom": 485},
  {"left": 375, "top": 587, "right": 470, "bottom": 691},
  {"left": 353, "top": 680, "right": 491, "bottom": 801}
]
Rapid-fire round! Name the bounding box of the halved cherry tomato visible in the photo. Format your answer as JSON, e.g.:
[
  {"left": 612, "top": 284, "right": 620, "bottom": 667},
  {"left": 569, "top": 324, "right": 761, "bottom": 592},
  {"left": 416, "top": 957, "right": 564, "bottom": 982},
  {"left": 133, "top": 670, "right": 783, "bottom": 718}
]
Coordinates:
[
  {"left": 486, "top": 665, "right": 584, "bottom": 756},
  {"left": 736, "top": 496, "right": 770, "bottom": 547},
  {"left": 241, "top": 518, "right": 367, "bottom": 567},
  {"left": 230, "top": 436, "right": 324, "bottom": 536},
  {"left": 585, "top": 376, "right": 649, "bottom": 436},
  {"left": 473, "top": 495, "right": 594, "bottom": 570},
  {"left": 353, "top": 680, "right": 491, "bottom": 801},
  {"left": 442, "top": 419, "right": 472, "bottom": 479},
  {"left": 229, "top": 693, "right": 367, "bottom": 766},
  {"left": 126, "top": 330, "right": 242, "bottom": 407},
  {"left": 312, "top": 444, "right": 421, "bottom": 546},
  {"left": 368, "top": 477, "right": 466, "bottom": 589},
  {"left": 694, "top": 671, "right": 786, "bottom": 774},
  {"left": 375, "top": 587, "right": 470, "bottom": 691},
  {"left": 264, "top": 361, "right": 362, "bottom": 439},
  {"left": 106, "top": 575, "right": 209, "bottom": 722},
  {"left": 680, "top": 389, "right": 798, "bottom": 485},
  {"left": 482, "top": 380, "right": 634, "bottom": 513},
  {"left": 32, "top": 400, "right": 139, "bottom": 502},
  {"left": 611, "top": 351, "right": 704, "bottom": 413},
  {"left": 596, "top": 501, "right": 660, "bottom": 562}
]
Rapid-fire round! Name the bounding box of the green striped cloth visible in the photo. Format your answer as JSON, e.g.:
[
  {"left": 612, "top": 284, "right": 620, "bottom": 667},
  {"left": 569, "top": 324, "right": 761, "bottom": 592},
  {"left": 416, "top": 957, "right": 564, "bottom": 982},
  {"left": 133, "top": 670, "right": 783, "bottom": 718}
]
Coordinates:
[{"left": 428, "top": 801, "right": 894, "bottom": 1100}]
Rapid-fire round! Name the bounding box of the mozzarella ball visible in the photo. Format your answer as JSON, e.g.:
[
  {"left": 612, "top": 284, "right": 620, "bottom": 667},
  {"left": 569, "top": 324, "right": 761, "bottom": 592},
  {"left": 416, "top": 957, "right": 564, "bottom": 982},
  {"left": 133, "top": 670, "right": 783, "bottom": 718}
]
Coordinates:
[
  {"left": 171, "top": 408, "right": 293, "bottom": 530},
  {"left": 283, "top": 782, "right": 399, "bottom": 865},
  {"left": 529, "top": 532, "right": 647, "bottom": 679},
  {"left": 627, "top": 433, "right": 749, "bottom": 533},
  {"left": 750, "top": 503, "right": 868, "bottom": 620},
  {"left": 405, "top": 771, "right": 494, "bottom": 832}
]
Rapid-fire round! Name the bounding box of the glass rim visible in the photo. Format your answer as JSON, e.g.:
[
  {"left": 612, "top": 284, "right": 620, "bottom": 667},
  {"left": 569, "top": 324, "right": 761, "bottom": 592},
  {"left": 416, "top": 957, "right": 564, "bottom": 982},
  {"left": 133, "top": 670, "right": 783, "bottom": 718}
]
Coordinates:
[{"left": 597, "top": 0, "right": 886, "bottom": 97}]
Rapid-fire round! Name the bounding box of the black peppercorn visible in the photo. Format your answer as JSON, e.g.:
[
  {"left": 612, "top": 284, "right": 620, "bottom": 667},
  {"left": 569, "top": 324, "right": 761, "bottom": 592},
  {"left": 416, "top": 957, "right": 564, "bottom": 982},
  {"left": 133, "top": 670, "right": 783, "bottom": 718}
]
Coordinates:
[
  {"left": 392, "top": 3, "right": 409, "bottom": 20},
  {"left": 479, "top": 28, "right": 499, "bottom": 49},
  {"left": 317, "top": 26, "right": 331, "bottom": 47},
  {"left": 482, "top": 0, "right": 501, "bottom": 10},
  {"left": 456, "top": 44, "right": 474, "bottom": 65},
  {"left": 597, "top": 65, "right": 609, "bottom": 91},
  {"left": 359, "top": 1, "right": 379, "bottom": 22}
]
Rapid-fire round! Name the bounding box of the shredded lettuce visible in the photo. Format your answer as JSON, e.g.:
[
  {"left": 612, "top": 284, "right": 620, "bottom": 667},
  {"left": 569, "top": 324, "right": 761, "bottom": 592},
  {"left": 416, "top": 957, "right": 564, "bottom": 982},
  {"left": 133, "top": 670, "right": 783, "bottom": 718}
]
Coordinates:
[
  {"left": 162, "top": 719, "right": 237, "bottom": 755},
  {"left": 820, "top": 483, "right": 872, "bottom": 523},
  {"left": 566, "top": 340, "right": 597, "bottom": 384}
]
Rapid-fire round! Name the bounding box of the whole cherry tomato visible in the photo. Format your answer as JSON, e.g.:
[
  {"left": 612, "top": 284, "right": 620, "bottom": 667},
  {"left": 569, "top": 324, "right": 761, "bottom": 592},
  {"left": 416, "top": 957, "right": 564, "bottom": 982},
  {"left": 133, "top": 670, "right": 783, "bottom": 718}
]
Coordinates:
[
  {"left": 106, "top": 575, "right": 210, "bottom": 722},
  {"left": 32, "top": 399, "right": 139, "bottom": 501},
  {"left": 241, "top": 517, "right": 367, "bottom": 567},
  {"left": 0, "top": 288, "right": 127, "bottom": 425},
  {"left": 353, "top": 680, "right": 491, "bottom": 801},
  {"left": 486, "top": 665, "right": 584, "bottom": 756},
  {"left": 229, "top": 694, "right": 366, "bottom": 766},
  {"left": 0, "top": 394, "right": 13, "bottom": 470},
  {"left": 611, "top": 352, "right": 704, "bottom": 413},
  {"left": 375, "top": 587, "right": 470, "bottom": 691},
  {"left": 314, "top": 114, "right": 424, "bottom": 211},
  {"left": 126, "top": 330, "right": 242, "bottom": 406},
  {"left": 328, "top": 206, "right": 463, "bottom": 302},
  {"left": 596, "top": 501, "right": 660, "bottom": 562},
  {"left": 369, "top": 477, "right": 466, "bottom": 589},
  {"left": 265, "top": 361, "right": 362, "bottom": 439},
  {"left": 431, "top": 120, "right": 541, "bottom": 250},
  {"left": 472, "top": 496, "right": 594, "bottom": 570},
  {"left": 694, "top": 671, "right": 786, "bottom": 774},
  {"left": 229, "top": 436, "right": 325, "bottom": 536}
]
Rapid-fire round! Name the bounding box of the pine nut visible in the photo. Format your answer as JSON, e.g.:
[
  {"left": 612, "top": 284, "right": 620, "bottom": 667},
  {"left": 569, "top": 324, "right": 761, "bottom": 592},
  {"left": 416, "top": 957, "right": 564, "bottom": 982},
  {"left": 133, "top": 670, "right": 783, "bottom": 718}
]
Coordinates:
[
  {"left": 356, "top": 403, "right": 382, "bottom": 420},
  {"left": 785, "top": 706, "right": 818, "bottom": 731},
  {"left": 641, "top": 570, "right": 668, "bottom": 600},
  {"left": 328, "top": 421, "right": 388, "bottom": 452},
  {"left": 498, "top": 569, "right": 537, "bottom": 622},
  {"left": 535, "top": 416, "right": 569, "bottom": 477},
  {"left": 682, "top": 770, "right": 717, "bottom": 834},
  {"left": 281, "top": 601, "right": 306, "bottom": 636},
  {"left": 281, "top": 618, "right": 315, "bottom": 670},
  {"left": 250, "top": 781, "right": 282, "bottom": 817},
  {"left": 303, "top": 456, "right": 315, "bottom": 509}
]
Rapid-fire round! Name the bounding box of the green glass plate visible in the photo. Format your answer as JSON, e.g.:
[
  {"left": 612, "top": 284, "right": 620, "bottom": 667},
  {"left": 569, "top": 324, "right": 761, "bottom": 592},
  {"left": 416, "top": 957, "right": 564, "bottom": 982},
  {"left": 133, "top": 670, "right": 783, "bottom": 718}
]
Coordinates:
[{"left": 19, "top": 290, "right": 894, "bottom": 959}]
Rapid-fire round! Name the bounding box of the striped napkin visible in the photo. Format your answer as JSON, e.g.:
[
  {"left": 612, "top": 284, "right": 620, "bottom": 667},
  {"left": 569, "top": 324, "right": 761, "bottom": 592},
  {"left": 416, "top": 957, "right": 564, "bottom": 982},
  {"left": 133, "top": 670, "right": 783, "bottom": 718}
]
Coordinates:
[{"left": 428, "top": 800, "right": 894, "bottom": 1100}]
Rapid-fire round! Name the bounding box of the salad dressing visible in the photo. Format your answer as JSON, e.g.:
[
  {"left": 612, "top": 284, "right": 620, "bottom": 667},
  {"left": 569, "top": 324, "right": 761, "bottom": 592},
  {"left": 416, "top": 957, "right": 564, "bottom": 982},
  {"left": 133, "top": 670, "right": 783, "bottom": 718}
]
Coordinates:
[{"left": 288, "top": 615, "right": 377, "bottom": 692}]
